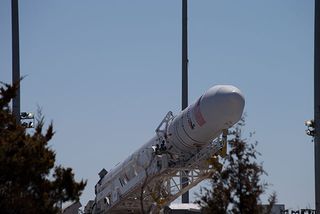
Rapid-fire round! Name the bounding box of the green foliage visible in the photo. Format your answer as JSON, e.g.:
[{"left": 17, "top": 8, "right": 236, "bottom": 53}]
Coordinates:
[
  {"left": 0, "top": 83, "right": 86, "bottom": 214},
  {"left": 197, "top": 119, "right": 276, "bottom": 214}
]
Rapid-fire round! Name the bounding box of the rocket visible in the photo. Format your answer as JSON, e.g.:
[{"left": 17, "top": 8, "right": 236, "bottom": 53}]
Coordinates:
[
  {"left": 85, "top": 85, "right": 245, "bottom": 214},
  {"left": 167, "top": 85, "right": 244, "bottom": 154}
]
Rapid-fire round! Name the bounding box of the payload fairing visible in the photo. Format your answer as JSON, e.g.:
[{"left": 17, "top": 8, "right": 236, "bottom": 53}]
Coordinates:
[{"left": 85, "top": 85, "right": 245, "bottom": 214}]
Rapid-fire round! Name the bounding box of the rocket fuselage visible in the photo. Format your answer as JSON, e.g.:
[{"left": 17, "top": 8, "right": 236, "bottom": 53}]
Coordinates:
[
  {"left": 92, "top": 85, "right": 245, "bottom": 213},
  {"left": 167, "top": 85, "right": 245, "bottom": 154}
]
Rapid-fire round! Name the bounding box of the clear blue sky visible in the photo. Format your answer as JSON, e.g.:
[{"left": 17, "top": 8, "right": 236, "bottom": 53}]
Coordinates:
[{"left": 0, "top": 0, "right": 315, "bottom": 210}]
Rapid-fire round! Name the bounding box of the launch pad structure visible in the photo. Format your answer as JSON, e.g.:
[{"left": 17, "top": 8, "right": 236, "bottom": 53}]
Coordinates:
[
  {"left": 85, "top": 110, "right": 229, "bottom": 214},
  {"left": 8, "top": 0, "right": 320, "bottom": 213}
]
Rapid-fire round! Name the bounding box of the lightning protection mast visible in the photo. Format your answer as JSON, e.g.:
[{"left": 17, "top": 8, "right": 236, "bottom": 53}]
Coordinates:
[
  {"left": 11, "top": 0, "right": 20, "bottom": 123},
  {"left": 314, "top": 1, "right": 320, "bottom": 213},
  {"left": 181, "top": 0, "right": 189, "bottom": 204}
]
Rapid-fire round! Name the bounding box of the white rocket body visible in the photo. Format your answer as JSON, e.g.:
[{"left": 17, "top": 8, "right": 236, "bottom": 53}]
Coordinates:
[
  {"left": 89, "top": 85, "right": 245, "bottom": 213},
  {"left": 167, "top": 85, "right": 244, "bottom": 154}
]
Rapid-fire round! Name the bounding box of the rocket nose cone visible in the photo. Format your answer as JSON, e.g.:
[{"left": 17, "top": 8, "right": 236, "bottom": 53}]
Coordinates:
[
  {"left": 216, "top": 85, "right": 245, "bottom": 126},
  {"left": 219, "top": 86, "right": 245, "bottom": 111},
  {"left": 201, "top": 85, "right": 245, "bottom": 128}
]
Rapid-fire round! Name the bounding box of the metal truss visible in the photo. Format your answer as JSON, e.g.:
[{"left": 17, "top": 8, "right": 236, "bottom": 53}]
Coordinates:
[{"left": 100, "top": 130, "right": 227, "bottom": 213}]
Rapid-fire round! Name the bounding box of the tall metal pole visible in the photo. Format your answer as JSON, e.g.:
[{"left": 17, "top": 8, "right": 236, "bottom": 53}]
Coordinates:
[
  {"left": 314, "top": 0, "right": 320, "bottom": 212},
  {"left": 181, "top": 0, "right": 189, "bottom": 204},
  {"left": 11, "top": 0, "right": 20, "bottom": 123}
]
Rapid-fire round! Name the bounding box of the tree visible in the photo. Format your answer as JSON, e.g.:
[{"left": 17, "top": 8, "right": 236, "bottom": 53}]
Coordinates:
[
  {"left": 0, "top": 82, "right": 86, "bottom": 214},
  {"left": 197, "top": 118, "right": 276, "bottom": 214}
]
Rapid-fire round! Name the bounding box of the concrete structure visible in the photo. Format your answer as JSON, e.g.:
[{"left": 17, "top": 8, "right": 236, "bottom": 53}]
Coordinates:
[
  {"left": 163, "top": 203, "right": 200, "bottom": 214},
  {"left": 62, "top": 202, "right": 81, "bottom": 214}
]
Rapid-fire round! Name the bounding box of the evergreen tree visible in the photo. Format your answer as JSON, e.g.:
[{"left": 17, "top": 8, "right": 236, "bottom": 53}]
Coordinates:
[
  {"left": 0, "top": 83, "right": 86, "bottom": 214},
  {"left": 197, "top": 119, "right": 276, "bottom": 214}
]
